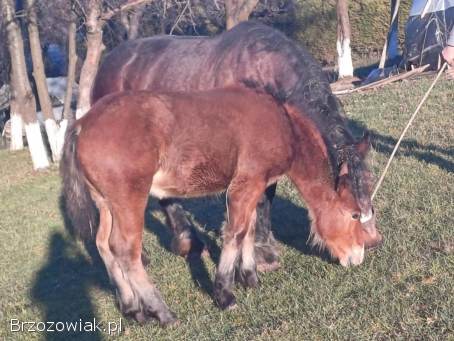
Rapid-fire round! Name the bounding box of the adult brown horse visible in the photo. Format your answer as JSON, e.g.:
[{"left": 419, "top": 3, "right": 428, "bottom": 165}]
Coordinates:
[
  {"left": 61, "top": 86, "right": 381, "bottom": 325},
  {"left": 91, "top": 21, "right": 380, "bottom": 270}
]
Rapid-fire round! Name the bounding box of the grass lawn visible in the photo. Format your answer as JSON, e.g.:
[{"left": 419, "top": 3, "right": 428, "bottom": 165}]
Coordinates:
[{"left": 0, "top": 76, "right": 453, "bottom": 340}]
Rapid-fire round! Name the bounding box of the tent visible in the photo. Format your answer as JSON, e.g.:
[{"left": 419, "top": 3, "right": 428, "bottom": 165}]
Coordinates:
[{"left": 405, "top": 0, "right": 454, "bottom": 67}]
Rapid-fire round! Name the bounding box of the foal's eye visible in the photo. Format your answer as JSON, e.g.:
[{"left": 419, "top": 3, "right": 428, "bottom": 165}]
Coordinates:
[{"left": 352, "top": 213, "right": 361, "bottom": 220}]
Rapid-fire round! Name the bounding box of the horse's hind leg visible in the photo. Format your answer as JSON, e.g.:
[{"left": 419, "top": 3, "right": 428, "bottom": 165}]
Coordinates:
[
  {"left": 159, "top": 198, "right": 205, "bottom": 258},
  {"left": 110, "top": 200, "right": 176, "bottom": 325},
  {"left": 92, "top": 192, "right": 137, "bottom": 315},
  {"left": 214, "top": 178, "right": 265, "bottom": 309},
  {"left": 255, "top": 184, "right": 281, "bottom": 272}
]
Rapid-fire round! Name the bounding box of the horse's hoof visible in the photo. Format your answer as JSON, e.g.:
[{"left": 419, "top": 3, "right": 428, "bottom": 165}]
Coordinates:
[
  {"left": 215, "top": 291, "right": 237, "bottom": 310},
  {"left": 134, "top": 311, "right": 147, "bottom": 324},
  {"left": 158, "top": 311, "right": 179, "bottom": 327},
  {"left": 255, "top": 243, "right": 280, "bottom": 272},
  {"left": 257, "top": 260, "right": 281, "bottom": 273},
  {"left": 171, "top": 234, "right": 206, "bottom": 258},
  {"left": 237, "top": 269, "right": 259, "bottom": 289}
]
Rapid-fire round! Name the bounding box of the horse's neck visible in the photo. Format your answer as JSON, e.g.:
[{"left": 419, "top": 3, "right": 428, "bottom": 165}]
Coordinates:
[{"left": 286, "top": 106, "right": 337, "bottom": 205}]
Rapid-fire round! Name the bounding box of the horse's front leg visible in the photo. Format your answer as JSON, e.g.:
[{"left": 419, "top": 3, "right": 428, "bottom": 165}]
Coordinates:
[
  {"left": 214, "top": 178, "right": 265, "bottom": 309},
  {"left": 254, "top": 184, "right": 281, "bottom": 272}
]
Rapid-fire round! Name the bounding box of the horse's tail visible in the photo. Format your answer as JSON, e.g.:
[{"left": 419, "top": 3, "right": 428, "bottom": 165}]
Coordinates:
[{"left": 60, "top": 123, "right": 98, "bottom": 240}]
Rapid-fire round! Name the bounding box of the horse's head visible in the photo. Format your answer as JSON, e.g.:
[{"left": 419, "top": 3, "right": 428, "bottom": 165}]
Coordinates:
[
  {"left": 346, "top": 133, "right": 382, "bottom": 250},
  {"left": 310, "top": 133, "right": 382, "bottom": 267}
]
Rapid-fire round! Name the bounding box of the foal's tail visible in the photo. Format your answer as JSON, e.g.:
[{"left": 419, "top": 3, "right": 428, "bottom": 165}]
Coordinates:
[{"left": 60, "top": 124, "right": 98, "bottom": 240}]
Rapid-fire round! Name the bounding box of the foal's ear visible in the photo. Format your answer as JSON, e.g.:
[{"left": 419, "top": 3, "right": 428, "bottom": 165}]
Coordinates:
[{"left": 355, "top": 131, "right": 371, "bottom": 159}]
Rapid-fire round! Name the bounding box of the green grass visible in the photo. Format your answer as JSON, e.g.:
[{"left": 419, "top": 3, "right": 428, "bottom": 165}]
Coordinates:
[
  {"left": 0, "top": 77, "right": 453, "bottom": 340},
  {"left": 293, "top": 0, "right": 413, "bottom": 63}
]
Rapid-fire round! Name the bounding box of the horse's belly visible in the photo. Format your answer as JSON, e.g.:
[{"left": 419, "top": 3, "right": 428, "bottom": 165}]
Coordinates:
[{"left": 149, "top": 167, "right": 229, "bottom": 199}]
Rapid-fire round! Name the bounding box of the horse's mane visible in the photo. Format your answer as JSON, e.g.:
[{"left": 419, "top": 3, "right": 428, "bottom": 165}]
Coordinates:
[{"left": 231, "top": 22, "right": 369, "bottom": 199}]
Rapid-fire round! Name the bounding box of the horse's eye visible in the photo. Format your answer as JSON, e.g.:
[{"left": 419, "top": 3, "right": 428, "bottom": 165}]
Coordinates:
[{"left": 352, "top": 213, "right": 360, "bottom": 220}]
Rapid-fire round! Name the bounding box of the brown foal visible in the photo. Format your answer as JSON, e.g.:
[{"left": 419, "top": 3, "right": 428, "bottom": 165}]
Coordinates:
[{"left": 61, "top": 86, "right": 381, "bottom": 325}]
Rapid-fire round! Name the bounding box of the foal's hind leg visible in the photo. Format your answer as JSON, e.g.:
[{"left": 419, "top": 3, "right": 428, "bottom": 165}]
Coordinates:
[
  {"left": 109, "top": 201, "right": 176, "bottom": 325},
  {"left": 92, "top": 194, "right": 138, "bottom": 315},
  {"left": 214, "top": 178, "right": 265, "bottom": 309},
  {"left": 255, "top": 184, "right": 281, "bottom": 272},
  {"left": 159, "top": 199, "right": 205, "bottom": 258}
]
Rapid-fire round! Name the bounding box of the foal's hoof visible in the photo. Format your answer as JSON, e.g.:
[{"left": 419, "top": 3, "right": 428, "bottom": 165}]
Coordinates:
[
  {"left": 157, "top": 311, "right": 179, "bottom": 327},
  {"left": 237, "top": 269, "right": 259, "bottom": 289},
  {"left": 132, "top": 306, "right": 178, "bottom": 327},
  {"left": 256, "top": 260, "right": 281, "bottom": 273},
  {"left": 215, "top": 291, "right": 237, "bottom": 310}
]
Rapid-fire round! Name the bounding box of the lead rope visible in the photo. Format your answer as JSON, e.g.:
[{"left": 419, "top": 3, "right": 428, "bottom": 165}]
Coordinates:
[{"left": 371, "top": 62, "right": 448, "bottom": 201}]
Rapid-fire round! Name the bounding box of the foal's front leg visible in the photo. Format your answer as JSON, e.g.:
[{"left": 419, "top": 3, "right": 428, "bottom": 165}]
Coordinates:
[{"left": 214, "top": 179, "right": 265, "bottom": 309}]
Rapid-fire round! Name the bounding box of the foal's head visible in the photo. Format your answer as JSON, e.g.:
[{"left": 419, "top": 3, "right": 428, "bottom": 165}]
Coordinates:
[{"left": 310, "top": 135, "right": 382, "bottom": 266}]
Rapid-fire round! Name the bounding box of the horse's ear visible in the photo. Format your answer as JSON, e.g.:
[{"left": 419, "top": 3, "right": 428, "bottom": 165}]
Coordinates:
[
  {"left": 355, "top": 131, "right": 371, "bottom": 159},
  {"left": 336, "top": 162, "right": 349, "bottom": 193}
]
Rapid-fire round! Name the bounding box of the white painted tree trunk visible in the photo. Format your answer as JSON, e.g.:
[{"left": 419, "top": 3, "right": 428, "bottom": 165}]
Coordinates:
[
  {"left": 55, "top": 118, "right": 68, "bottom": 159},
  {"left": 337, "top": 0, "right": 353, "bottom": 78},
  {"left": 337, "top": 38, "right": 354, "bottom": 78},
  {"left": 10, "top": 112, "right": 24, "bottom": 150},
  {"left": 44, "top": 118, "right": 60, "bottom": 161},
  {"left": 24, "top": 121, "right": 50, "bottom": 169},
  {"left": 76, "top": 107, "right": 90, "bottom": 119}
]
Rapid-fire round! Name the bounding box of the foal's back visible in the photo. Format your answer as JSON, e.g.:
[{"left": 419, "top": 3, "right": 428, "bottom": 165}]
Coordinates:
[{"left": 77, "top": 87, "right": 294, "bottom": 199}]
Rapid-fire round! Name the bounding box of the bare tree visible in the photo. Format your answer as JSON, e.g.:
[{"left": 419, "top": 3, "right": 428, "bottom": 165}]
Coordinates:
[
  {"left": 55, "top": 8, "right": 78, "bottom": 158},
  {"left": 336, "top": 0, "right": 353, "bottom": 78},
  {"left": 225, "top": 0, "right": 259, "bottom": 29},
  {"left": 75, "top": 0, "right": 104, "bottom": 118},
  {"left": 62, "top": 14, "right": 77, "bottom": 121},
  {"left": 121, "top": 4, "right": 145, "bottom": 39},
  {"left": 2, "top": 0, "right": 49, "bottom": 168},
  {"left": 26, "top": 0, "right": 60, "bottom": 161},
  {"left": 76, "top": 0, "right": 152, "bottom": 119}
]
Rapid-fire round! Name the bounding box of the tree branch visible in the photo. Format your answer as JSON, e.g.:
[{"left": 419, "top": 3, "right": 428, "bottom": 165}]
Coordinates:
[{"left": 102, "top": 0, "right": 152, "bottom": 21}]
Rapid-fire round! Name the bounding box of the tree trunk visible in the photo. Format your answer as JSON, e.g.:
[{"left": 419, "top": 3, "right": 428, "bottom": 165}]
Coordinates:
[
  {"left": 26, "top": 0, "right": 59, "bottom": 161},
  {"left": 62, "top": 17, "right": 77, "bottom": 121},
  {"left": 120, "top": 5, "right": 145, "bottom": 40},
  {"left": 2, "top": 0, "right": 49, "bottom": 169},
  {"left": 225, "top": 0, "right": 259, "bottom": 30},
  {"left": 9, "top": 110, "right": 24, "bottom": 150},
  {"left": 57, "top": 14, "right": 78, "bottom": 158},
  {"left": 76, "top": 0, "right": 105, "bottom": 119},
  {"left": 336, "top": 0, "right": 353, "bottom": 78}
]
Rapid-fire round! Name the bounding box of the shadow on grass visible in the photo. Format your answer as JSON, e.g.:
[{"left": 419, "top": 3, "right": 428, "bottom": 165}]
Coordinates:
[
  {"left": 143, "top": 194, "right": 332, "bottom": 298},
  {"left": 348, "top": 120, "right": 453, "bottom": 173},
  {"left": 144, "top": 199, "right": 219, "bottom": 297},
  {"left": 31, "top": 232, "right": 111, "bottom": 341}
]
